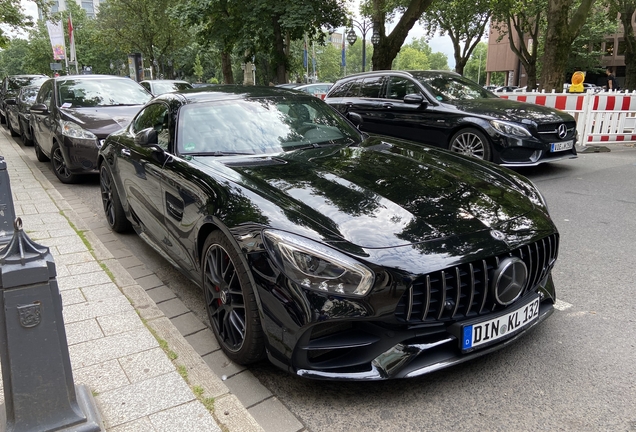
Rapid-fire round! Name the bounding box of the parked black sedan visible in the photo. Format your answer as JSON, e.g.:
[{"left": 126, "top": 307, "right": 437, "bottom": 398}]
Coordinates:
[
  {"left": 325, "top": 70, "right": 578, "bottom": 166},
  {"left": 6, "top": 85, "right": 42, "bottom": 145},
  {"left": 99, "top": 86, "right": 559, "bottom": 380},
  {"left": 0, "top": 74, "right": 48, "bottom": 133},
  {"left": 30, "top": 75, "right": 152, "bottom": 183}
]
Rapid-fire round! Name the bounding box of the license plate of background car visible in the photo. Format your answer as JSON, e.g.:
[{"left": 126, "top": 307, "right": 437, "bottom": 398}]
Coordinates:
[
  {"left": 550, "top": 140, "right": 574, "bottom": 152},
  {"left": 460, "top": 294, "right": 540, "bottom": 352}
]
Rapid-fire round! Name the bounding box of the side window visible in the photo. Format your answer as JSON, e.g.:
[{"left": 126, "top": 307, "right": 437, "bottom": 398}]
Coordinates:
[
  {"left": 385, "top": 76, "right": 418, "bottom": 100},
  {"left": 36, "top": 81, "right": 53, "bottom": 109},
  {"left": 347, "top": 79, "right": 363, "bottom": 97},
  {"left": 360, "top": 76, "right": 384, "bottom": 98},
  {"left": 328, "top": 80, "right": 353, "bottom": 98},
  {"left": 141, "top": 82, "right": 151, "bottom": 92},
  {"left": 131, "top": 103, "right": 170, "bottom": 151}
]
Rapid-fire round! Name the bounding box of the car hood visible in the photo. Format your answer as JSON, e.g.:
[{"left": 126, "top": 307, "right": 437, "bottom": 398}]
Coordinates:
[
  {"left": 60, "top": 105, "right": 143, "bottom": 138},
  {"left": 446, "top": 97, "right": 573, "bottom": 124},
  {"left": 193, "top": 138, "right": 541, "bottom": 249}
]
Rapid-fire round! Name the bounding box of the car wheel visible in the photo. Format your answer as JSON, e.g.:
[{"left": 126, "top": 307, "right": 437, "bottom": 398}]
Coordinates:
[
  {"left": 449, "top": 128, "right": 492, "bottom": 161},
  {"left": 33, "top": 135, "right": 49, "bottom": 162},
  {"left": 7, "top": 116, "right": 18, "bottom": 137},
  {"left": 202, "top": 231, "right": 265, "bottom": 364},
  {"left": 100, "top": 164, "right": 131, "bottom": 233},
  {"left": 51, "top": 143, "right": 78, "bottom": 183}
]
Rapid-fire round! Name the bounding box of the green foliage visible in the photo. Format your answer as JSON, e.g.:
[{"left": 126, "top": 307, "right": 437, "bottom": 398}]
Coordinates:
[
  {"left": 567, "top": 4, "right": 617, "bottom": 75},
  {"left": 429, "top": 52, "right": 450, "bottom": 70},
  {"left": 0, "top": 39, "right": 31, "bottom": 76},
  {"left": 463, "top": 42, "right": 487, "bottom": 84},
  {"left": 193, "top": 54, "right": 204, "bottom": 82},
  {"left": 315, "top": 42, "right": 343, "bottom": 83},
  {"left": 0, "top": 0, "right": 43, "bottom": 47},
  {"left": 393, "top": 46, "right": 430, "bottom": 70}
]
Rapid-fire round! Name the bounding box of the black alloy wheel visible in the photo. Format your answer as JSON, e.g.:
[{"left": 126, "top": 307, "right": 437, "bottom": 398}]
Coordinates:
[
  {"left": 202, "top": 231, "right": 265, "bottom": 364},
  {"left": 449, "top": 128, "right": 492, "bottom": 161},
  {"left": 99, "top": 164, "right": 131, "bottom": 233},
  {"left": 51, "top": 143, "right": 78, "bottom": 183}
]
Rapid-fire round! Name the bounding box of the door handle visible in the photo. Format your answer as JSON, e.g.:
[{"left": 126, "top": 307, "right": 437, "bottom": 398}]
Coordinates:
[{"left": 121, "top": 149, "right": 131, "bottom": 157}]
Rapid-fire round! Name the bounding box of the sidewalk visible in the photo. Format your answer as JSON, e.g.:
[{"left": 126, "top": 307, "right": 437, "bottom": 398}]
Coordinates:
[{"left": 0, "top": 129, "right": 264, "bottom": 431}]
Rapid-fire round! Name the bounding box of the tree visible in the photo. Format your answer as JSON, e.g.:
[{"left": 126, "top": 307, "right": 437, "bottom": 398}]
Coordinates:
[
  {"left": 315, "top": 42, "right": 343, "bottom": 83},
  {"left": 608, "top": 0, "right": 636, "bottom": 90},
  {"left": 429, "top": 52, "right": 450, "bottom": 70},
  {"left": 0, "top": 39, "right": 31, "bottom": 76},
  {"left": 393, "top": 46, "right": 430, "bottom": 69},
  {"left": 490, "top": 0, "right": 545, "bottom": 91},
  {"left": 97, "top": 0, "right": 190, "bottom": 80},
  {"left": 365, "top": 0, "right": 436, "bottom": 70},
  {"left": 0, "top": 0, "right": 47, "bottom": 47},
  {"left": 463, "top": 42, "right": 487, "bottom": 84},
  {"left": 540, "top": 0, "right": 597, "bottom": 91},
  {"left": 419, "top": 0, "right": 491, "bottom": 75},
  {"left": 193, "top": 54, "right": 204, "bottom": 82}
]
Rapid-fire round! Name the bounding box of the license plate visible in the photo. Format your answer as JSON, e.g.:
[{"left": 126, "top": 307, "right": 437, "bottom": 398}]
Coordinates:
[
  {"left": 460, "top": 295, "right": 540, "bottom": 352},
  {"left": 550, "top": 140, "right": 573, "bottom": 152}
]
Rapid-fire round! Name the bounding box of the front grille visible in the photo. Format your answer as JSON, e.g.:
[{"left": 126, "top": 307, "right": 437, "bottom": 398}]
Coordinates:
[
  {"left": 537, "top": 122, "right": 576, "bottom": 141},
  {"left": 395, "top": 234, "right": 559, "bottom": 324}
]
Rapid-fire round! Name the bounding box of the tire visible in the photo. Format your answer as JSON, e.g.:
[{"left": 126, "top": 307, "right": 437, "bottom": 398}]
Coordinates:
[
  {"left": 7, "top": 116, "right": 18, "bottom": 137},
  {"left": 51, "top": 142, "right": 79, "bottom": 183},
  {"left": 202, "top": 231, "right": 265, "bottom": 364},
  {"left": 448, "top": 128, "right": 492, "bottom": 161},
  {"left": 21, "top": 123, "right": 33, "bottom": 146},
  {"left": 34, "top": 135, "right": 49, "bottom": 162},
  {"left": 100, "top": 164, "right": 131, "bottom": 233}
]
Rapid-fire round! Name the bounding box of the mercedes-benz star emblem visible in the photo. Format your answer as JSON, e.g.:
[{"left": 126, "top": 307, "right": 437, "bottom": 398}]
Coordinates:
[
  {"left": 557, "top": 123, "right": 568, "bottom": 139},
  {"left": 490, "top": 230, "right": 506, "bottom": 241},
  {"left": 220, "top": 291, "right": 227, "bottom": 304},
  {"left": 491, "top": 257, "right": 528, "bottom": 306}
]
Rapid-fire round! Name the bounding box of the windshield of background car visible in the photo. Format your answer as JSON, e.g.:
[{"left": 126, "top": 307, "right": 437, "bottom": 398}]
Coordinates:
[
  {"left": 56, "top": 78, "right": 152, "bottom": 108},
  {"left": 153, "top": 81, "right": 192, "bottom": 94},
  {"left": 177, "top": 96, "right": 361, "bottom": 155},
  {"left": 19, "top": 87, "right": 39, "bottom": 104},
  {"left": 8, "top": 76, "right": 47, "bottom": 91},
  {"left": 413, "top": 73, "right": 498, "bottom": 102}
]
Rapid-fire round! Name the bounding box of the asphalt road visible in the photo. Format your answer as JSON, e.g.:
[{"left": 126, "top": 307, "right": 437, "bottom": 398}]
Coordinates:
[{"left": 29, "top": 142, "right": 636, "bottom": 432}]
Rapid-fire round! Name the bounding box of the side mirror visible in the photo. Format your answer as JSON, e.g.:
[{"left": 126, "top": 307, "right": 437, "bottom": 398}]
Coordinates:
[
  {"left": 29, "top": 103, "right": 49, "bottom": 114},
  {"left": 4, "top": 98, "right": 16, "bottom": 106},
  {"left": 134, "top": 127, "right": 159, "bottom": 147},
  {"left": 347, "top": 112, "right": 363, "bottom": 126},
  {"left": 404, "top": 93, "right": 426, "bottom": 107}
]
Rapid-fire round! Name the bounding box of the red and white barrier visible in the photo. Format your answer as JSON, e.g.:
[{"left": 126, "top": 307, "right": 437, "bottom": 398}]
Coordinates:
[{"left": 498, "top": 90, "right": 636, "bottom": 145}]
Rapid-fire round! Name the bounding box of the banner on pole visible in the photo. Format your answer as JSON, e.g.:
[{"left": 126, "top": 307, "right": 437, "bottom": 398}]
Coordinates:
[
  {"left": 68, "top": 13, "right": 76, "bottom": 63},
  {"left": 46, "top": 21, "right": 66, "bottom": 60}
]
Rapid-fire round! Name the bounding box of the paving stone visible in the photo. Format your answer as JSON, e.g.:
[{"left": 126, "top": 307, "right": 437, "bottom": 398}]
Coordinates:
[
  {"left": 60, "top": 288, "right": 87, "bottom": 306},
  {"left": 53, "top": 251, "right": 95, "bottom": 266},
  {"left": 157, "top": 297, "right": 190, "bottom": 319},
  {"left": 146, "top": 285, "right": 176, "bottom": 303},
  {"left": 149, "top": 400, "right": 221, "bottom": 432},
  {"left": 109, "top": 417, "right": 155, "bottom": 432},
  {"left": 127, "top": 265, "right": 154, "bottom": 279},
  {"left": 65, "top": 318, "right": 104, "bottom": 345},
  {"left": 74, "top": 359, "right": 130, "bottom": 394},
  {"left": 69, "top": 328, "right": 158, "bottom": 369},
  {"left": 203, "top": 350, "right": 245, "bottom": 378},
  {"left": 67, "top": 261, "right": 104, "bottom": 276},
  {"left": 248, "top": 397, "right": 304, "bottom": 432},
  {"left": 137, "top": 274, "right": 164, "bottom": 290},
  {"left": 82, "top": 282, "right": 123, "bottom": 301},
  {"left": 224, "top": 370, "right": 273, "bottom": 408},
  {"left": 185, "top": 328, "right": 220, "bottom": 357},
  {"left": 97, "top": 310, "right": 146, "bottom": 336},
  {"left": 110, "top": 248, "right": 134, "bottom": 259},
  {"left": 170, "top": 312, "right": 207, "bottom": 336},
  {"left": 63, "top": 296, "right": 134, "bottom": 323},
  {"left": 119, "top": 256, "right": 144, "bottom": 269},
  {"left": 96, "top": 372, "right": 195, "bottom": 428},
  {"left": 118, "top": 347, "right": 175, "bottom": 383},
  {"left": 58, "top": 271, "right": 113, "bottom": 291}
]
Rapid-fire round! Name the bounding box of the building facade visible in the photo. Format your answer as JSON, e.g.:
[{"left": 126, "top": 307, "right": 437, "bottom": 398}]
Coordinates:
[{"left": 39, "top": 0, "right": 104, "bottom": 19}]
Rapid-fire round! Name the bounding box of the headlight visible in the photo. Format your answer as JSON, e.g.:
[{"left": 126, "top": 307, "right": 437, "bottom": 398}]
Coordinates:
[
  {"left": 60, "top": 120, "right": 97, "bottom": 139},
  {"left": 490, "top": 120, "right": 532, "bottom": 137},
  {"left": 528, "top": 179, "right": 549, "bottom": 211},
  {"left": 262, "top": 230, "right": 374, "bottom": 297}
]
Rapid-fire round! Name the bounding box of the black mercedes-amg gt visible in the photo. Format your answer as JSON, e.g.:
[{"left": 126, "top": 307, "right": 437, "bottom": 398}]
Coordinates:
[{"left": 98, "top": 86, "right": 559, "bottom": 380}]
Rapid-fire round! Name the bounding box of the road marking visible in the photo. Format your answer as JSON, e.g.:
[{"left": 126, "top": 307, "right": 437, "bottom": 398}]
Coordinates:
[{"left": 554, "top": 299, "right": 573, "bottom": 311}]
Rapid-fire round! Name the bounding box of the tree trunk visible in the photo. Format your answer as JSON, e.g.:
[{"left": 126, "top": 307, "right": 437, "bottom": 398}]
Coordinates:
[
  {"left": 221, "top": 51, "right": 233, "bottom": 84},
  {"left": 540, "top": 0, "right": 596, "bottom": 92},
  {"left": 272, "top": 15, "right": 286, "bottom": 84},
  {"left": 619, "top": 4, "right": 636, "bottom": 91}
]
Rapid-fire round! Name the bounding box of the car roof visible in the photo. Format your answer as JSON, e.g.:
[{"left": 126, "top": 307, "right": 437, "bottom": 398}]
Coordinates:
[
  {"left": 334, "top": 70, "right": 459, "bottom": 83},
  {"left": 153, "top": 85, "right": 314, "bottom": 104},
  {"left": 49, "top": 74, "right": 136, "bottom": 82},
  {"left": 142, "top": 79, "right": 190, "bottom": 84}
]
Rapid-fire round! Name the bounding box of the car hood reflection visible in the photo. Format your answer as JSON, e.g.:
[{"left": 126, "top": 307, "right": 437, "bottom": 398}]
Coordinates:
[
  {"left": 61, "top": 105, "right": 144, "bottom": 137},
  {"left": 448, "top": 98, "right": 570, "bottom": 124},
  {"left": 193, "top": 138, "right": 536, "bottom": 248}
]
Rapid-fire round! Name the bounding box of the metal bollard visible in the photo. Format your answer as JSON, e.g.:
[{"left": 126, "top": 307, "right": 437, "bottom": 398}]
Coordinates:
[
  {"left": 0, "top": 218, "right": 103, "bottom": 432},
  {"left": 0, "top": 157, "right": 16, "bottom": 246}
]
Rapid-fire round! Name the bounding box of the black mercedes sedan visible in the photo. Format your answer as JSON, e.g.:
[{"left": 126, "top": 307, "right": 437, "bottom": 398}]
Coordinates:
[
  {"left": 99, "top": 86, "right": 559, "bottom": 380},
  {"left": 30, "top": 75, "right": 152, "bottom": 183},
  {"left": 325, "top": 70, "right": 578, "bottom": 167}
]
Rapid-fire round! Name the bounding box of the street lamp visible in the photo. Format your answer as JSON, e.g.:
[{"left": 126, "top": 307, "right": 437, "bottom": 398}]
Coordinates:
[{"left": 347, "top": 18, "right": 377, "bottom": 72}]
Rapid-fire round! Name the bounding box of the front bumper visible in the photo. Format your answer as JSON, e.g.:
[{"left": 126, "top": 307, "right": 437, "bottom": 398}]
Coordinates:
[
  {"left": 490, "top": 132, "right": 578, "bottom": 166},
  {"left": 60, "top": 135, "right": 101, "bottom": 174}
]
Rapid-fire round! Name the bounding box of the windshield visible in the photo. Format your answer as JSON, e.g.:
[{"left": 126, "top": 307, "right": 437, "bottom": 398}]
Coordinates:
[
  {"left": 19, "top": 87, "right": 39, "bottom": 104},
  {"left": 412, "top": 72, "right": 497, "bottom": 102},
  {"left": 56, "top": 78, "right": 152, "bottom": 108},
  {"left": 8, "top": 76, "right": 47, "bottom": 91},
  {"left": 152, "top": 81, "right": 192, "bottom": 95},
  {"left": 177, "top": 97, "right": 361, "bottom": 155}
]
